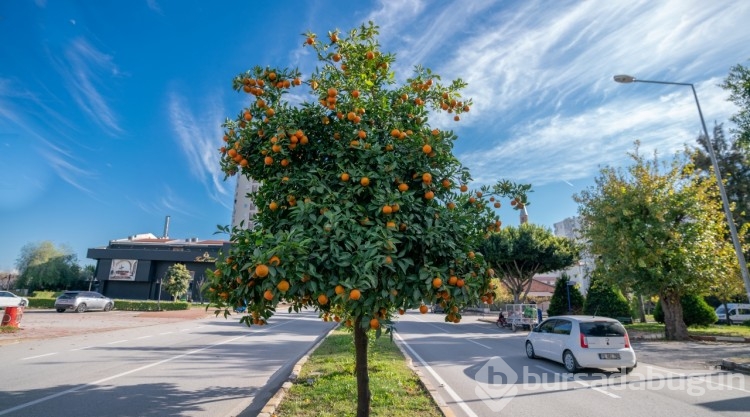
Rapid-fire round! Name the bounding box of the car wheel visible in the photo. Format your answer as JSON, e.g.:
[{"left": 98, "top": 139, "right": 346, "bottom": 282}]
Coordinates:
[
  {"left": 56, "top": 308, "right": 66, "bottom": 313},
  {"left": 525, "top": 341, "right": 537, "bottom": 359},
  {"left": 76, "top": 303, "right": 87, "bottom": 313},
  {"left": 103, "top": 303, "right": 113, "bottom": 312},
  {"left": 563, "top": 350, "right": 579, "bottom": 373},
  {"left": 621, "top": 367, "right": 634, "bottom": 375},
  {"left": 20, "top": 301, "right": 27, "bottom": 307}
]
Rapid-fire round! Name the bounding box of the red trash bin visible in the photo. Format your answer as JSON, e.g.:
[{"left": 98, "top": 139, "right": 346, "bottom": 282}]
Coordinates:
[{"left": 1, "top": 306, "right": 23, "bottom": 327}]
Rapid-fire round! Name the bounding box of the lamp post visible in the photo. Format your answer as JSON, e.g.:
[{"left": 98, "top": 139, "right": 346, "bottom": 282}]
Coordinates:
[
  {"left": 613, "top": 74, "right": 750, "bottom": 303},
  {"left": 566, "top": 281, "right": 574, "bottom": 313}
]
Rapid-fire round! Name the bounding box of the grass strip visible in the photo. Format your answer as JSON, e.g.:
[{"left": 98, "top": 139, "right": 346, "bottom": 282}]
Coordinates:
[
  {"left": 274, "top": 328, "right": 443, "bottom": 417},
  {"left": 626, "top": 322, "right": 750, "bottom": 338}
]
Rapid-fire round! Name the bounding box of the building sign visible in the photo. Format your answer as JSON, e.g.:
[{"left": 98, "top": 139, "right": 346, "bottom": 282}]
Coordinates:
[{"left": 109, "top": 259, "right": 138, "bottom": 281}]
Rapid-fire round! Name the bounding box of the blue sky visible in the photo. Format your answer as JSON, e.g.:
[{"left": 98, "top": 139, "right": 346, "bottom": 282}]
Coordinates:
[{"left": 1, "top": 0, "right": 749, "bottom": 272}]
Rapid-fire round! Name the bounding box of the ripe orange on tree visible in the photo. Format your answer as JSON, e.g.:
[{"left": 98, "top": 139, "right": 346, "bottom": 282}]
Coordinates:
[
  {"left": 335, "top": 284, "right": 345, "bottom": 295},
  {"left": 419, "top": 305, "right": 429, "bottom": 314},
  {"left": 369, "top": 318, "right": 380, "bottom": 329},
  {"left": 264, "top": 290, "right": 274, "bottom": 301},
  {"left": 432, "top": 277, "right": 442, "bottom": 288},
  {"left": 317, "top": 294, "right": 328, "bottom": 305},
  {"left": 255, "top": 264, "right": 270, "bottom": 278},
  {"left": 360, "top": 177, "right": 370, "bottom": 186},
  {"left": 349, "top": 289, "right": 361, "bottom": 301},
  {"left": 277, "top": 280, "right": 290, "bottom": 292}
]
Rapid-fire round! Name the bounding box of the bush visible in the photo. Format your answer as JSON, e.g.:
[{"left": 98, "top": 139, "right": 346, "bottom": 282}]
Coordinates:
[
  {"left": 583, "top": 276, "right": 631, "bottom": 319},
  {"left": 113, "top": 300, "right": 190, "bottom": 311},
  {"left": 547, "top": 274, "right": 584, "bottom": 316},
  {"left": 28, "top": 298, "right": 56, "bottom": 309},
  {"left": 743, "top": 320, "right": 750, "bottom": 327},
  {"left": 653, "top": 294, "right": 717, "bottom": 327},
  {"left": 25, "top": 298, "right": 190, "bottom": 311}
]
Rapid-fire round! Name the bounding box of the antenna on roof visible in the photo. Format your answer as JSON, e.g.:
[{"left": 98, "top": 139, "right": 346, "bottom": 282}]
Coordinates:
[{"left": 162, "top": 215, "right": 171, "bottom": 239}]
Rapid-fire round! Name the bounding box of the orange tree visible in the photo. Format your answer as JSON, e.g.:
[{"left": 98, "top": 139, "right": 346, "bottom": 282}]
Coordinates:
[{"left": 206, "top": 22, "right": 528, "bottom": 417}]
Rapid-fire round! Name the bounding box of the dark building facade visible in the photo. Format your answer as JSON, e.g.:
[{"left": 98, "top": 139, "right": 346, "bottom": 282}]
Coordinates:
[{"left": 87, "top": 234, "right": 229, "bottom": 301}]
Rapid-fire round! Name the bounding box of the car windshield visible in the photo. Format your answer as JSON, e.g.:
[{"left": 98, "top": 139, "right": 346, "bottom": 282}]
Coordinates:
[
  {"left": 59, "top": 293, "right": 79, "bottom": 299},
  {"left": 579, "top": 321, "right": 626, "bottom": 337},
  {"left": 716, "top": 306, "right": 726, "bottom": 314},
  {"left": 0, "top": 292, "right": 13, "bottom": 297}
]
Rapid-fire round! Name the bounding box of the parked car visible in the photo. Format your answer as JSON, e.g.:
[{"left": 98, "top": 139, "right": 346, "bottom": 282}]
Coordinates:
[
  {"left": 0, "top": 291, "right": 29, "bottom": 308},
  {"left": 55, "top": 291, "right": 114, "bottom": 313},
  {"left": 525, "top": 315, "right": 637, "bottom": 374},
  {"left": 715, "top": 303, "right": 750, "bottom": 324}
]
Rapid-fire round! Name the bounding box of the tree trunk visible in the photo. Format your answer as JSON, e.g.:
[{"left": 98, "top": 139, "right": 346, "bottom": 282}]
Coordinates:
[
  {"left": 722, "top": 300, "right": 733, "bottom": 325},
  {"left": 637, "top": 294, "right": 647, "bottom": 323},
  {"left": 354, "top": 317, "right": 371, "bottom": 417},
  {"left": 660, "top": 292, "right": 689, "bottom": 340}
]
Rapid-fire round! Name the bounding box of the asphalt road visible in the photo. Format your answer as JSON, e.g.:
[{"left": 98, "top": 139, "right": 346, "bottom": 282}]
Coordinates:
[
  {"left": 394, "top": 312, "right": 750, "bottom": 417},
  {"left": 0, "top": 309, "right": 335, "bottom": 417}
]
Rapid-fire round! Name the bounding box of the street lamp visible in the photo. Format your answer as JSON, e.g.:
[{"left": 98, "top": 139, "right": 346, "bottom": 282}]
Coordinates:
[
  {"left": 566, "top": 281, "right": 575, "bottom": 313},
  {"left": 613, "top": 74, "right": 750, "bottom": 302}
]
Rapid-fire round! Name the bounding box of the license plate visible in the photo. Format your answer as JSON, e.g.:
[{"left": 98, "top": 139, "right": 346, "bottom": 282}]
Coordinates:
[{"left": 599, "top": 353, "right": 621, "bottom": 360}]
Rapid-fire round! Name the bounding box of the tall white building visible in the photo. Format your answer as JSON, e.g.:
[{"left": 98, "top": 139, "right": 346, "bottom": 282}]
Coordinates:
[
  {"left": 231, "top": 175, "right": 261, "bottom": 230},
  {"left": 553, "top": 216, "right": 593, "bottom": 294}
]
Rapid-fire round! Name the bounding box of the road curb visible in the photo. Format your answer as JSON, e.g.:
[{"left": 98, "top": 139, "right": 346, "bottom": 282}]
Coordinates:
[
  {"left": 256, "top": 324, "right": 338, "bottom": 417},
  {"left": 721, "top": 359, "right": 750, "bottom": 375}
]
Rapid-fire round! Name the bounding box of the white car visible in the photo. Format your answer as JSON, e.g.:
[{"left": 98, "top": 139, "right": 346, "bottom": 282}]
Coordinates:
[
  {"left": 0, "top": 291, "right": 29, "bottom": 308},
  {"left": 715, "top": 303, "right": 750, "bottom": 324},
  {"left": 525, "top": 315, "right": 637, "bottom": 374}
]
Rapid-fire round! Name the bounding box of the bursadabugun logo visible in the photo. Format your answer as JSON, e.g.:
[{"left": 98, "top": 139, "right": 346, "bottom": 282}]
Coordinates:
[{"left": 474, "top": 356, "right": 518, "bottom": 412}]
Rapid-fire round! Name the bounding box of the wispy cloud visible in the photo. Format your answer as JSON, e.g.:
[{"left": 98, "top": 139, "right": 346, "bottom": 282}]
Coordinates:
[
  {"left": 55, "top": 37, "right": 123, "bottom": 134},
  {"left": 168, "top": 92, "right": 232, "bottom": 208},
  {"left": 367, "top": 0, "right": 749, "bottom": 186},
  {"left": 146, "top": 0, "right": 162, "bottom": 14}
]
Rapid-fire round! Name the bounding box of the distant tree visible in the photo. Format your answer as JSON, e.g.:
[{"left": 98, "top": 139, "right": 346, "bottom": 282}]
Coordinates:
[
  {"left": 583, "top": 273, "right": 631, "bottom": 318},
  {"left": 15, "top": 241, "right": 85, "bottom": 291},
  {"left": 480, "top": 223, "right": 579, "bottom": 303},
  {"left": 163, "top": 264, "right": 192, "bottom": 301},
  {"left": 692, "top": 124, "right": 750, "bottom": 252},
  {"left": 720, "top": 61, "right": 750, "bottom": 149},
  {"left": 547, "top": 273, "right": 584, "bottom": 316},
  {"left": 574, "top": 145, "right": 737, "bottom": 340},
  {"left": 654, "top": 295, "right": 717, "bottom": 327}
]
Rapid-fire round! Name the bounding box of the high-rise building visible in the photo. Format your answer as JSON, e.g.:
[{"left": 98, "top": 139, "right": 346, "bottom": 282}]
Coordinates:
[
  {"left": 553, "top": 216, "right": 593, "bottom": 294},
  {"left": 232, "top": 175, "right": 261, "bottom": 230}
]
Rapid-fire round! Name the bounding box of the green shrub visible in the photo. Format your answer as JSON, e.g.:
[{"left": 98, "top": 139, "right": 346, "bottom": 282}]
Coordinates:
[
  {"left": 25, "top": 298, "right": 190, "bottom": 311},
  {"left": 742, "top": 320, "right": 750, "bottom": 327},
  {"left": 547, "top": 273, "right": 584, "bottom": 316},
  {"left": 29, "top": 291, "right": 61, "bottom": 298},
  {"left": 28, "top": 298, "right": 56, "bottom": 309},
  {"left": 583, "top": 276, "right": 631, "bottom": 319},
  {"left": 653, "top": 295, "right": 717, "bottom": 327},
  {"left": 113, "top": 300, "right": 190, "bottom": 311}
]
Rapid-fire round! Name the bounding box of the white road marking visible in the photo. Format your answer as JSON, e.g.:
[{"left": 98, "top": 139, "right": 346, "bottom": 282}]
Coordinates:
[
  {"left": 21, "top": 353, "right": 57, "bottom": 361},
  {"left": 0, "top": 334, "right": 247, "bottom": 416},
  {"left": 179, "top": 328, "right": 191, "bottom": 332},
  {"left": 159, "top": 332, "right": 173, "bottom": 335},
  {"left": 70, "top": 346, "right": 94, "bottom": 351},
  {"left": 107, "top": 340, "right": 128, "bottom": 345},
  {"left": 135, "top": 335, "right": 152, "bottom": 340},
  {"left": 467, "top": 339, "right": 492, "bottom": 349},
  {"left": 395, "top": 332, "right": 479, "bottom": 417}
]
